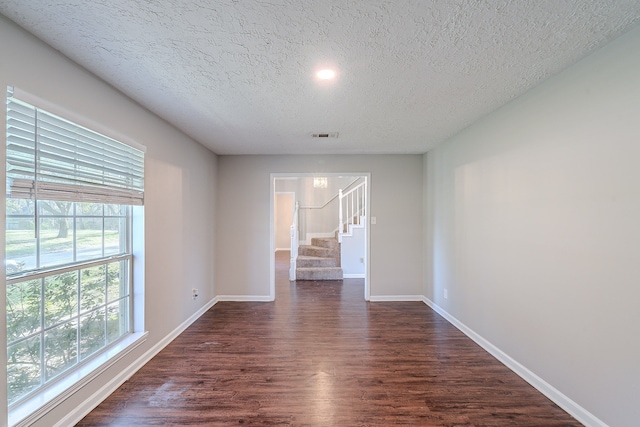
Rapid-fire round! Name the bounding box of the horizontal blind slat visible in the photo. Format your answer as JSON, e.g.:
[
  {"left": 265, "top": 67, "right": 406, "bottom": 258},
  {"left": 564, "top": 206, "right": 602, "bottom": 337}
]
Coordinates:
[
  {"left": 8, "top": 178, "right": 144, "bottom": 205},
  {"left": 37, "top": 116, "right": 144, "bottom": 161},
  {"left": 6, "top": 95, "right": 145, "bottom": 205},
  {"left": 36, "top": 145, "right": 144, "bottom": 180}
]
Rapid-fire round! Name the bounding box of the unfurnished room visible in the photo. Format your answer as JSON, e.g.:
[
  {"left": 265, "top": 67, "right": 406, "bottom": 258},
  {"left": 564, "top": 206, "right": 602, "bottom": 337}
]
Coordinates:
[{"left": 0, "top": 1, "right": 639, "bottom": 426}]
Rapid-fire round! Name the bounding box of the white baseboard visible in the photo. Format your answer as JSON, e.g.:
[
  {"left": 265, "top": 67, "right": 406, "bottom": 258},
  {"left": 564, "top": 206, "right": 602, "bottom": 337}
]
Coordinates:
[
  {"left": 216, "top": 295, "right": 274, "bottom": 302},
  {"left": 422, "top": 297, "right": 607, "bottom": 427},
  {"left": 343, "top": 273, "right": 365, "bottom": 279},
  {"left": 55, "top": 297, "right": 218, "bottom": 427},
  {"left": 275, "top": 248, "right": 290, "bottom": 252},
  {"left": 368, "top": 295, "right": 424, "bottom": 302}
]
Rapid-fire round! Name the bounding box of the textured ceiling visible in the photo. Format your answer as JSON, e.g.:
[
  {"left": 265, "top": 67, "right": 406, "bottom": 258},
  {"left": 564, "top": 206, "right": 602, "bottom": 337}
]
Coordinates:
[{"left": 1, "top": 1, "right": 639, "bottom": 155}]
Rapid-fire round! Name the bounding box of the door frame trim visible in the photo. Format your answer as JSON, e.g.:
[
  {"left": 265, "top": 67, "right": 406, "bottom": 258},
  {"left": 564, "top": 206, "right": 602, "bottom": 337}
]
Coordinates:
[{"left": 270, "top": 172, "right": 371, "bottom": 301}]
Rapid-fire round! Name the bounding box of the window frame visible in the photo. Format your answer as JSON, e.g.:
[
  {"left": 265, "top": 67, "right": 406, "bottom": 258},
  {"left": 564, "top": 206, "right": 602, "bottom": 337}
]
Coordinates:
[
  {"left": 6, "top": 200, "right": 131, "bottom": 275},
  {"left": 6, "top": 254, "right": 133, "bottom": 405},
  {"left": 5, "top": 88, "right": 146, "bottom": 426}
]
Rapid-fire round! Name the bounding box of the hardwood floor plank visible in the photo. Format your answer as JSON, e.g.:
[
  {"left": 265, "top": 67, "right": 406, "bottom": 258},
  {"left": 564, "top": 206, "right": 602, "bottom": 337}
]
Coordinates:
[{"left": 77, "top": 251, "right": 580, "bottom": 426}]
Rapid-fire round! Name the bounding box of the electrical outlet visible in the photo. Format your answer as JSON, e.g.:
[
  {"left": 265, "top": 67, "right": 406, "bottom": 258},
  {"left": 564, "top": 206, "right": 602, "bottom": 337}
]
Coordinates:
[
  {"left": 192, "top": 288, "right": 199, "bottom": 300},
  {"left": 360, "top": 257, "right": 364, "bottom": 263},
  {"left": 371, "top": 216, "right": 377, "bottom": 225},
  {"left": 444, "top": 289, "right": 448, "bottom": 299}
]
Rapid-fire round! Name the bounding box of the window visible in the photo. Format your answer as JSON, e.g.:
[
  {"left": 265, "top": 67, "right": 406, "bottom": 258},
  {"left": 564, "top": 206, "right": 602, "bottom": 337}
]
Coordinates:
[{"left": 5, "top": 88, "right": 144, "bottom": 408}]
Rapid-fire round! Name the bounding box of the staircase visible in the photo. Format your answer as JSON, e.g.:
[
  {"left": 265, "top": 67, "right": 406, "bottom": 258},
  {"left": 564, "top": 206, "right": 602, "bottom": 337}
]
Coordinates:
[
  {"left": 289, "top": 178, "right": 365, "bottom": 282},
  {"left": 295, "top": 237, "right": 343, "bottom": 281}
]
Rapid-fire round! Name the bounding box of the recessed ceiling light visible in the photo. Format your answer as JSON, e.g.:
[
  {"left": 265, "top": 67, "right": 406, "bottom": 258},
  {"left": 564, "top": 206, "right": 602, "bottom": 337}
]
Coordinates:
[{"left": 317, "top": 69, "right": 336, "bottom": 80}]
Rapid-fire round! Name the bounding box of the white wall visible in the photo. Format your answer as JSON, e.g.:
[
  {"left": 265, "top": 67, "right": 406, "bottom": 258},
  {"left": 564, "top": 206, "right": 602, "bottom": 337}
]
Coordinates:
[
  {"left": 298, "top": 176, "right": 351, "bottom": 241},
  {"left": 217, "top": 155, "right": 423, "bottom": 299},
  {"left": 274, "top": 193, "right": 293, "bottom": 250},
  {"left": 341, "top": 225, "right": 365, "bottom": 276},
  {"left": 0, "top": 16, "right": 217, "bottom": 426},
  {"left": 276, "top": 176, "right": 356, "bottom": 243},
  {"left": 424, "top": 25, "right": 640, "bottom": 426}
]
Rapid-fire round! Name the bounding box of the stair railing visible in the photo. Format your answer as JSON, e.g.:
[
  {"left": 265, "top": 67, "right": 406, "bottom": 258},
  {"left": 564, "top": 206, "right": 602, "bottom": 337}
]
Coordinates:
[
  {"left": 291, "top": 178, "right": 365, "bottom": 278},
  {"left": 298, "top": 178, "right": 361, "bottom": 210},
  {"left": 289, "top": 201, "right": 299, "bottom": 281},
  {"left": 339, "top": 181, "right": 366, "bottom": 242},
  {"left": 297, "top": 177, "right": 361, "bottom": 243}
]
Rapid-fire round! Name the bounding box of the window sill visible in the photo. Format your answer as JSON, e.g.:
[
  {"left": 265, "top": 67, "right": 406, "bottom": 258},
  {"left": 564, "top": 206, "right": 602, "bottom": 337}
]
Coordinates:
[{"left": 9, "top": 331, "right": 148, "bottom": 427}]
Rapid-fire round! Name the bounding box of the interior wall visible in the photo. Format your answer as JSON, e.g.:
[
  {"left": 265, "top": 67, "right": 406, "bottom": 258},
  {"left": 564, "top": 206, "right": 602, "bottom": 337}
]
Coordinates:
[
  {"left": 423, "top": 25, "right": 640, "bottom": 426},
  {"left": 297, "top": 176, "right": 358, "bottom": 242},
  {"left": 341, "top": 226, "right": 366, "bottom": 276},
  {"left": 274, "top": 193, "right": 293, "bottom": 250},
  {"left": 216, "top": 155, "right": 423, "bottom": 299},
  {"left": 0, "top": 15, "right": 217, "bottom": 426}
]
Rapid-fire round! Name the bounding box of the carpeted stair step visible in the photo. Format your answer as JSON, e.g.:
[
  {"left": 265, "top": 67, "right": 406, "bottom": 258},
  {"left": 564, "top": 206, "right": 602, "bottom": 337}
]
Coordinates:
[
  {"left": 295, "top": 237, "right": 342, "bottom": 281},
  {"left": 297, "top": 255, "right": 338, "bottom": 268},
  {"left": 311, "top": 237, "right": 340, "bottom": 249},
  {"left": 296, "top": 267, "right": 343, "bottom": 281},
  {"left": 298, "top": 245, "right": 334, "bottom": 258}
]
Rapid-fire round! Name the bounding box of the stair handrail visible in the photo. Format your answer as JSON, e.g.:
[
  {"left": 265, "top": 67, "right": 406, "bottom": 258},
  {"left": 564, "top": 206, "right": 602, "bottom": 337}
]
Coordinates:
[
  {"left": 298, "top": 195, "right": 337, "bottom": 210},
  {"left": 289, "top": 201, "right": 299, "bottom": 281},
  {"left": 341, "top": 180, "right": 366, "bottom": 199},
  {"left": 338, "top": 181, "right": 366, "bottom": 242},
  {"left": 298, "top": 178, "right": 361, "bottom": 209},
  {"left": 341, "top": 176, "right": 364, "bottom": 194}
]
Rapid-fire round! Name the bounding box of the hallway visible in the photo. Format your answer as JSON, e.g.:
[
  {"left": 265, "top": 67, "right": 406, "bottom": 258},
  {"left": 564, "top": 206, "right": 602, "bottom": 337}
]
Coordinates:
[{"left": 77, "top": 251, "right": 578, "bottom": 425}]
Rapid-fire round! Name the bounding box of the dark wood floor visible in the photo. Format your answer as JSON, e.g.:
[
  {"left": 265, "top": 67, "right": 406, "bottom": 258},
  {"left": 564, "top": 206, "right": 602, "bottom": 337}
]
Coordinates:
[{"left": 77, "top": 251, "right": 579, "bottom": 426}]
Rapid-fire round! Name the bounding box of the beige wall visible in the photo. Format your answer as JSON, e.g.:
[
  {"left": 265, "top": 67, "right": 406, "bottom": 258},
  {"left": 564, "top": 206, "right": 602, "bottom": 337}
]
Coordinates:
[
  {"left": 297, "top": 176, "right": 354, "bottom": 242},
  {"left": 274, "top": 193, "right": 293, "bottom": 250},
  {"left": 0, "top": 15, "right": 217, "bottom": 426},
  {"left": 275, "top": 176, "right": 357, "bottom": 243},
  {"left": 424, "top": 24, "right": 640, "bottom": 426},
  {"left": 216, "top": 155, "right": 423, "bottom": 299}
]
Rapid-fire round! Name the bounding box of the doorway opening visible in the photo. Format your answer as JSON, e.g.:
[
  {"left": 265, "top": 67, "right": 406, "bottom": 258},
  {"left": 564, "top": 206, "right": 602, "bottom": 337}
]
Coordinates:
[{"left": 270, "top": 173, "right": 370, "bottom": 301}]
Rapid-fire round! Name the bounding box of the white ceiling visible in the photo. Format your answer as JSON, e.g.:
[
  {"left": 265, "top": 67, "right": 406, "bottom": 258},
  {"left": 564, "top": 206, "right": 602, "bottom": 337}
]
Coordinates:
[{"left": 1, "top": 1, "right": 639, "bottom": 155}]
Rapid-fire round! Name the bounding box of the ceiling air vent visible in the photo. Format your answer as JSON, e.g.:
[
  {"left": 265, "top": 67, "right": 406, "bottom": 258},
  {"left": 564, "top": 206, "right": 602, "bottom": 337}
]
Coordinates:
[{"left": 311, "top": 132, "right": 339, "bottom": 138}]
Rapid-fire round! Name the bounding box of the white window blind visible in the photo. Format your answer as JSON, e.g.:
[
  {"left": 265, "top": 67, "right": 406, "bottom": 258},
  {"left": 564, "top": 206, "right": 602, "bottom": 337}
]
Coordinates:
[{"left": 6, "top": 87, "right": 144, "bottom": 205}]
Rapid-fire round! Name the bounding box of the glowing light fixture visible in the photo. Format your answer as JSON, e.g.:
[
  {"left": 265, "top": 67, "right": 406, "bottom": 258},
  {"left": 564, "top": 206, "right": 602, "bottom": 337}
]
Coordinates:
[
  {"left": 313, "top": 177, "right": 328, "bottom": 188},
  {"left": 316, "top": 69, "right": 336, "bottom": 80}
]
